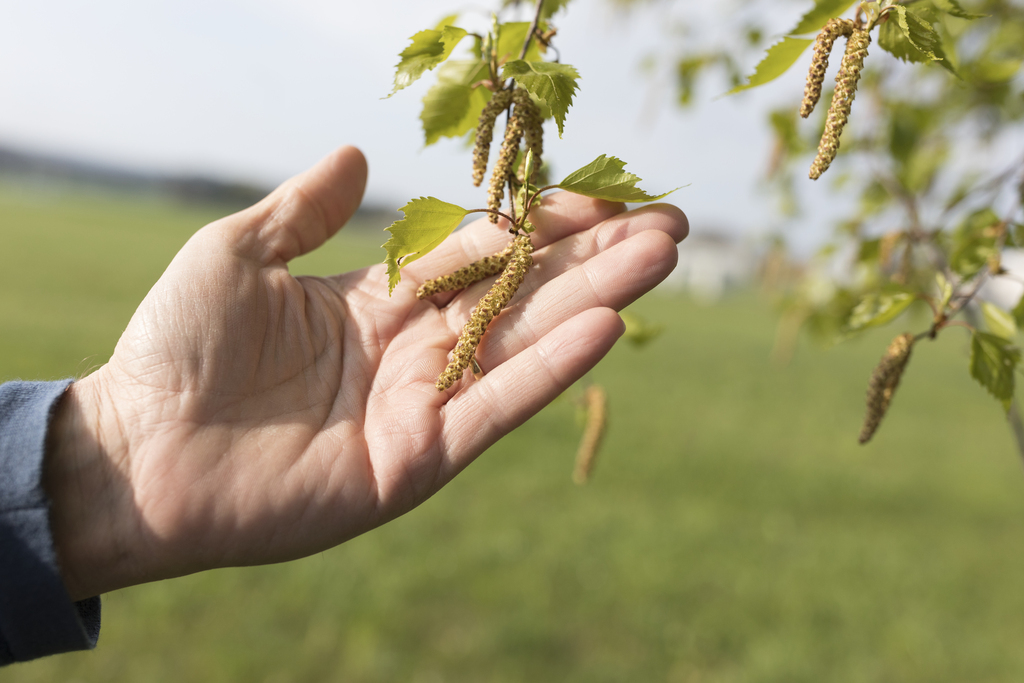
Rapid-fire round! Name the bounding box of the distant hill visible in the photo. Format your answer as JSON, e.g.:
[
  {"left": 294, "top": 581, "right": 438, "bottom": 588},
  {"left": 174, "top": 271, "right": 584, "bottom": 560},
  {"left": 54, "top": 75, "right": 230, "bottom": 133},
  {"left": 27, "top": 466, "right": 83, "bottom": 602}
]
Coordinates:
[{"left": 0, "top": 144, "right": 396, "bottom": 229}]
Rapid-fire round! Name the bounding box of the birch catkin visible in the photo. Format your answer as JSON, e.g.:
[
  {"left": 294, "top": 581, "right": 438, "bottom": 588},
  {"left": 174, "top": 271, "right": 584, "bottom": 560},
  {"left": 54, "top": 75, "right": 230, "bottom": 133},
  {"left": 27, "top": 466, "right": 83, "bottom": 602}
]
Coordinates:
[
  {"left": 801, "top": 19, "right": 856, "bottom": 119},
  {"left": 472, "top": 90, "right": 514, "bottom": 187},
  {"left": 436, "top": 234, "right": 534, "bottom": 390},
  {"left": 810, "top": 28, "right": 870, "bottom": 180},
  {"left": 513, "top": 89, "right": 544, "bottom": 182},
  {"left": 487, "top": 110, "right": 525, "bottom": 223},
  {"left": 416, "top": 241, "right": 515, "bottom": 299},
  {"left": 859, "top": 332, "right": 914, "bottom": 444},
  {"left": 572, "top": 384, "right": 608, "bottom": 485}
]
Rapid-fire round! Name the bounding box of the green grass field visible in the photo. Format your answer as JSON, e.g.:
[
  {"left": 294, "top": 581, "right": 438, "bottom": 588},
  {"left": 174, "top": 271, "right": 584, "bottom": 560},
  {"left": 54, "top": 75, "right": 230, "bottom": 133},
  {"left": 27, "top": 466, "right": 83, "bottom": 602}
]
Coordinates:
[{"left": 4, "top": 183, "right": 1024, "bottom": 682}]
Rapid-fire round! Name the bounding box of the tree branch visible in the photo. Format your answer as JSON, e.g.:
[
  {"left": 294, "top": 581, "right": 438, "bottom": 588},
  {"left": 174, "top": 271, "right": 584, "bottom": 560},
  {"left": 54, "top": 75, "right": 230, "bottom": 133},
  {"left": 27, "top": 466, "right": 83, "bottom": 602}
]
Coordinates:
[{"left": 519, "top": 0, "right": 546, "bottom": 60}]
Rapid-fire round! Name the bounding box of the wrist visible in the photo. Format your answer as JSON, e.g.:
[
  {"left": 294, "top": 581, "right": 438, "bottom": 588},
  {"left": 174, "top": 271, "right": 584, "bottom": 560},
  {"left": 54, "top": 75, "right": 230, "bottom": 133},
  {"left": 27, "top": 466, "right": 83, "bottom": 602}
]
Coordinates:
[{"left": 44, "top": 372, "right": 139, "bottom": 601}]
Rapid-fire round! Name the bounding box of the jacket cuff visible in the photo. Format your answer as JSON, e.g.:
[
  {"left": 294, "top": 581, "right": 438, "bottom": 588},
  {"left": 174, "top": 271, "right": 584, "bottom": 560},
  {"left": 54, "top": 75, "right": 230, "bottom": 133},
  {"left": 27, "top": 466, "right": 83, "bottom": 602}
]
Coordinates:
[{"left": 0, "top": 380, "right": 101, "bottom": 665}]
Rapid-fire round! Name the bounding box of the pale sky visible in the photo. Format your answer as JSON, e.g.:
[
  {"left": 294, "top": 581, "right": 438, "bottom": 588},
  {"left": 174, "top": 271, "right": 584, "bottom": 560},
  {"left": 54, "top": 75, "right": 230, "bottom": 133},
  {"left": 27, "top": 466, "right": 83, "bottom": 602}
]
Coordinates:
[{"left": 0, "top": 0, "right": 829, "bottom": 244}]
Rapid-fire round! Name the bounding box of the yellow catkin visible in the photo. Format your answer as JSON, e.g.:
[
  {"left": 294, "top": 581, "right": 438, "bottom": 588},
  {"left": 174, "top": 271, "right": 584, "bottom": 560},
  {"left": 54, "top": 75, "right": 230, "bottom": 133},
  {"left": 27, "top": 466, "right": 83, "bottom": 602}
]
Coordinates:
[
  {"left": 487, "top": 113, "right": 525, "bottom": 224},
  {"left": 859, "top": 332, "right": 915, "bottom": 444},
  {"left": 436, "top": 234, "right": 535, "bottom": 390},
  {"left": 416, "top": 241, "right": 515, "bottom": 299},
  {"left": 572, "top": 385, "right": 608, "bottom": 485},
  {"left": 810, "top": 27, "right": 870, "bottom": 180},
  {"left": 801, "top": 18, "right": 856, "bottom": 119},
  {"left": 513, "top": 89, "right": 544, "bottom": 183},
  {"left": 472, "top": 90, "right": 514, "bottom": 187}
]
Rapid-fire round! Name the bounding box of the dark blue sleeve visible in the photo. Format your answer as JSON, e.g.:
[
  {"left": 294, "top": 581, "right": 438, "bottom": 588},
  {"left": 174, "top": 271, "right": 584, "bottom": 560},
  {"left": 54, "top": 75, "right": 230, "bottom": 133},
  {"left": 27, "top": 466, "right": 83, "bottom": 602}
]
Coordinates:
[{"left": 0, "top": 380, "right": 101, "bottom": 665}]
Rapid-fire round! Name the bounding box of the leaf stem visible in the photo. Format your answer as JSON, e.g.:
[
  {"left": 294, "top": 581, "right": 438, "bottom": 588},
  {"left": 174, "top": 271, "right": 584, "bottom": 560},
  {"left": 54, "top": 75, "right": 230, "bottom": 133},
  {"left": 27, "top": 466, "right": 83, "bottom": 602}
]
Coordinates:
[
  {"left": 508, "top": 176, "right": 519, "bottom": 225},
  {"left": 939, "top": 319, "right": 976, "bottom": 333},
  {"left": 466, "top": 207, "right": 517, "bottom": 224},
  {"left": 948, "top": 270, "right": 990, "bottom": 319},
  {"left": 524, "top": 184, "right": 560, "bottom": 215}
]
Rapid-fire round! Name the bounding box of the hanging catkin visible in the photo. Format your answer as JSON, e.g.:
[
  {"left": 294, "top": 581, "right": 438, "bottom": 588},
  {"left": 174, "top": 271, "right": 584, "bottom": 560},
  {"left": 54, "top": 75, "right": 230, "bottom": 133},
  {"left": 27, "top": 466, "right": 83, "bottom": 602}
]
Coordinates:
[
  {"left": 472, "top": 90, "right": 514, "bottom": 187},
  {"left": 416, "top": 241, "right": 516, "bottom": 299},
  {"left": 810, "top": 27, "right": 870, "bottom": 180},
  {"left": 436, "top": 234, "right": 534, "bottom": 390},
  {"left": 487, "top": 109, "right": 525, "bottom": 223},
  {"left": 801, "top": 18, "right": 856, "bottom": 118},
  {"left": 513, "top": 89, "right": 544, "bottom": 183},
  {"left": 859, "top": 332, "right": 914, "bottom": 444},
  {"left": 572, "top": 384, "right": 608, "bottom": 485}
]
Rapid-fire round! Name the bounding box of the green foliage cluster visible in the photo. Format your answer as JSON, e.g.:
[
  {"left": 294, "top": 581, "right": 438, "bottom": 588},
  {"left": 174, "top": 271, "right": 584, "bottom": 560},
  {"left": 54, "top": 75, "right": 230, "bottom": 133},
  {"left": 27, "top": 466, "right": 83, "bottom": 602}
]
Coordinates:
[
  {"left": 383, "top": 4, "right": 678, "bottom": 298},
  {"left": 387, "top": 0, "right": 1022, "bottom": 442},
  {"left": 655, "top": 0, "right": 1023, "bottom": 442}
]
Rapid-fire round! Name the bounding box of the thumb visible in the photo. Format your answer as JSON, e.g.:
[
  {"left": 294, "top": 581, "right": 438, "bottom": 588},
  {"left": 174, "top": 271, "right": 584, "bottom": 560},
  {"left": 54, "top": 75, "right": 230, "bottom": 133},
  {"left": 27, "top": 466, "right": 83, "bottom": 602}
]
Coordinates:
[{"left": 220, "top": 145, "right": 368, "bottom": 265}]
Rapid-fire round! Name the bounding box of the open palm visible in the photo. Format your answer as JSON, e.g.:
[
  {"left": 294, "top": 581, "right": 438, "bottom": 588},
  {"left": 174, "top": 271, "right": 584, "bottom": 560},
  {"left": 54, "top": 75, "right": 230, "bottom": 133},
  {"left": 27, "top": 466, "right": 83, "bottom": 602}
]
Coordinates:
[{"left": 48, "top": 147, "right": 687, "bottom": 599}]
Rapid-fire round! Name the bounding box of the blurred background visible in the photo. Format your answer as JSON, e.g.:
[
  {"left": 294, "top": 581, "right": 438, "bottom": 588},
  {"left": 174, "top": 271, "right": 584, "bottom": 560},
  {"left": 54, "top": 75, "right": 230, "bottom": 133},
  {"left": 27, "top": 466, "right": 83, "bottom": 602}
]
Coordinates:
[{"left": 4, "top": 1, "right": 1024, "bottom": 681}]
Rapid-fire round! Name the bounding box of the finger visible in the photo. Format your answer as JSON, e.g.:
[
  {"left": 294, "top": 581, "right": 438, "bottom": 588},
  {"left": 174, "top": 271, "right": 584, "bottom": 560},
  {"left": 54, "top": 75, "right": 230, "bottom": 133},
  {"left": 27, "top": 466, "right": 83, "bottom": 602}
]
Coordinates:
[
  {"left": 440, "top": 204, "right": 686, "bottom": 331},
  {"left": 437, "top": 307, "right": 624, "bottom": 479},
  {"left": 217, "top": 145, "right": 368, "bottom": 265},
  {"left": 402, "top": 192, "right": 626, "bottom": 288},
  {"left": 475, "top": 229, "right": 679, "bottom": 371}
]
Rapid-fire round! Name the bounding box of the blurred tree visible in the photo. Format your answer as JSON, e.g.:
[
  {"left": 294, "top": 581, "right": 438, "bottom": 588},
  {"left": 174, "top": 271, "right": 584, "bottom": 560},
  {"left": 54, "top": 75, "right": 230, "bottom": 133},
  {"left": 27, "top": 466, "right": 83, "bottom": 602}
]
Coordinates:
[{"left": 623, "top": 0, "right": 1024, "bottom": 450}]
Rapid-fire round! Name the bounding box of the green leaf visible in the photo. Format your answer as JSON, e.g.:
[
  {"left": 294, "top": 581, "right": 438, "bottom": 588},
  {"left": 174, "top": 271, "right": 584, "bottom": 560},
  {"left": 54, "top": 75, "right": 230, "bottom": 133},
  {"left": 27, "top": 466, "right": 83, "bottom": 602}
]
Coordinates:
[
  {"left": 556, "top": 155, "right": 680, "bottom": 203},
  {"left": 846, "top": 290, "right": 916, "bottom": 331},
  {"left": 879, "top": 6, "right": 959, "bottom": 76},
  {"left": 541, "top": 0, "right": 572, "bottom": 18},
  {"left": 860, "top": 181, "right": 892, "bottom": 216},
  {"left": 389, "top": 26, "right": 469, "bottom": 96},
  {"left": 726, "top": 37, "right": 814, "bottom": 95},
  {"left": 420, "top": 60, "right": 491, "bottom": 145},
  {"left": 932, "top": 0, "right": 986, "bottom": 19},
  {"left": 901, "top": 141, "right": 948, "bottom": 193},
  {"left": 495, "top": 21, "right": 545, "bottom": 63},
  {"left": 621, "top": 311, "right": 664, "bottom": 348},
  {"left": 970, "top": 331, "right": 1020, "bottom": 411},
  {"left": 434, "top": 13, "right": 460, "bottom": 31},
  {"left": 893, "top": 7, "right": 941, "bottom": 60},
  {"left": 382, "top": 197, "right": 469, "bottom": 294},
  {"left": 790, "top": 0, "right": 859, "bottom": 35},
  {"left": 502, "top": 60, "right": 580, "bottom": 137},
  {"left": 982, "top": 301, "right": 1018, "bottom": 341},
  {"left": 950, "top": 208, "right": 1000, "bottom": 278},
  {"left": 858, "top": 237, "right": 881, "bottom": 264},
  {"left": 936, "top": 272, "right": 953, "bottom": 310}
]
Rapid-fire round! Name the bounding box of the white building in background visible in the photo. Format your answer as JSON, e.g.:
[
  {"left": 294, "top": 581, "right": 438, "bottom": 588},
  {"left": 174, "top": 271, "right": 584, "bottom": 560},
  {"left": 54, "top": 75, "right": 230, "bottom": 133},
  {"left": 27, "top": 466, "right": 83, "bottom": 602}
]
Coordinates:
[{"left": 660, "top": 232, "right": 759, "bottom": 301}]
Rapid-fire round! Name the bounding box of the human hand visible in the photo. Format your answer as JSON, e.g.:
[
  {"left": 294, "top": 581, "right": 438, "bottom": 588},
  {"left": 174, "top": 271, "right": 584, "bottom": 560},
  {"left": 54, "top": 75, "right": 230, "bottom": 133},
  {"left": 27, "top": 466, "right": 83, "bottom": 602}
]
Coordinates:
[{"left": 43, "top": 146, "right": 688, "bottom": 600}]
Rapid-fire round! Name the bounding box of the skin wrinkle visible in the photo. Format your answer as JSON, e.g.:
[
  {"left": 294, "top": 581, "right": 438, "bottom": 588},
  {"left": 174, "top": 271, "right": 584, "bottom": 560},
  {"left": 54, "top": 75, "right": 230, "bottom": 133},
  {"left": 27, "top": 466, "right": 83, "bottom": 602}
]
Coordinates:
[
  {"left": 84, "top": 376, "right": 146, "bottom": 590},
  {"left": 313, "top": 428, "right": 377, "bottom": 524},
  {"left": 258, "top": 182, "right": 332, "bottom": 265},
  {"left": 437, "top": 377, "right": 504, "bottom": 481},
  {"left": 367, "top": 411, "right": 437, "bottom": 510}
]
